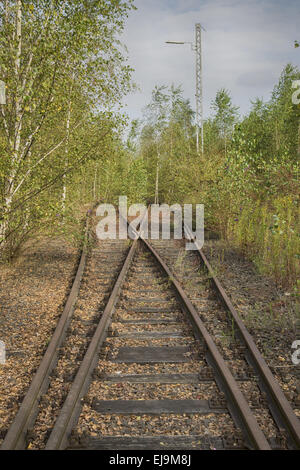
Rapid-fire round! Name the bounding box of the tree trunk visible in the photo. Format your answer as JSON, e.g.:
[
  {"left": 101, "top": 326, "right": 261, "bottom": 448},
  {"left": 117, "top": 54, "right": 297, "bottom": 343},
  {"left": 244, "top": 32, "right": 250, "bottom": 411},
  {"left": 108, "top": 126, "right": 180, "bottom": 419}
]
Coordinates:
[
  {"left": 61, "top": 102, "right": 71, "bottom": 213},
  {"left": 274, "top": 119, "right": 281, "bottom": 152},
  {"left": 298, "top": 118, "right": 300, "bottom": 157},
  {"left": 62, "top": 72, "right": 75, "bottom": 214},
  {"left": 93, "top": 164, "right": 98, "bottom": 200},
  {"left": 154, "top": 142, "right": 160, "bottom": 204},
  {"left": 0, "top": 1, "right": 22, "bottom": 245}
]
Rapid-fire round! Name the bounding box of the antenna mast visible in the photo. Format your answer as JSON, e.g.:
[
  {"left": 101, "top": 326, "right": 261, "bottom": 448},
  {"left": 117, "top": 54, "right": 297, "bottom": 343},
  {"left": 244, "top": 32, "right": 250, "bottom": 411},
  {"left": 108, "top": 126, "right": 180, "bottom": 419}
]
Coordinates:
[{"left": 195, "top": 23, "right": 204, "bottom": 154}]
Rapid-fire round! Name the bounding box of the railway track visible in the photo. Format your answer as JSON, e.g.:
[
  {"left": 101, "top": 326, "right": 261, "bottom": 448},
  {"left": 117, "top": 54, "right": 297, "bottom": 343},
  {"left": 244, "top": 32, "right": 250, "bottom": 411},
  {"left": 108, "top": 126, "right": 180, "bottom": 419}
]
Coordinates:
[{"left": 1, "top": 210, "right": 299, "bottom": 450}]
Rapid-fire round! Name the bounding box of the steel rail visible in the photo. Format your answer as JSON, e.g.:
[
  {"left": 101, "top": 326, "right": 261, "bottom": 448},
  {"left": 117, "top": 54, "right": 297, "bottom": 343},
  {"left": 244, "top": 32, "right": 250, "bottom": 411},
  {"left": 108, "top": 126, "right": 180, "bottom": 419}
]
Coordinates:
[
  {"left": 45, "top": 212, "right": 270, "bottom": 450},
  {"left": 46, "top": 234, "right": 270, "bottom": 450},
  {"left": 4, "top": 209, "right": 297, "bottom": 450},
  {"left": 183, "top": 224, "right": 300, "bottom": 449},
  {"left": 1, "top": 212, "right": 91, "bottom": 450},
  {"left": 45, "top": 238, "right": 139, "bottom": 450},
  {"left": 142, "top": 238, "right": 271, "bottom": 450}
]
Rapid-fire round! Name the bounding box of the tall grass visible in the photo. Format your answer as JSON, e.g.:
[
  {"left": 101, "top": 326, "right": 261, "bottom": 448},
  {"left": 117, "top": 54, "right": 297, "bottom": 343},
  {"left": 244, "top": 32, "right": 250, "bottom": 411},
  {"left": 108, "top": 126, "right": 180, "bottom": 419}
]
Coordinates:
[{"left": 226, "top": 196, "right": 299, "bottom": 289}]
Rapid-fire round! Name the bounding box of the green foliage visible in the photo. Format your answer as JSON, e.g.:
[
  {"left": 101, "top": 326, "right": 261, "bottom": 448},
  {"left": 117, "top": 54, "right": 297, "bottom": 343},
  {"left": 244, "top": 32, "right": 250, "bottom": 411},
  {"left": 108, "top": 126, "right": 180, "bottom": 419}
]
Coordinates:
[
  {"left": 0, "top": 0, "right": 135, "bottom": 258},
  {"left": 211, "top": 89, "right": 239, "bottom": 141},
  {"left": 136, "top": 65, "right": 299, "bottom": 289},
  {"left": 227, "top": 197, "right": 299, "bottom": 287},
  {"left": 138, "top": 84, "right": 196, "bottom": 203}
]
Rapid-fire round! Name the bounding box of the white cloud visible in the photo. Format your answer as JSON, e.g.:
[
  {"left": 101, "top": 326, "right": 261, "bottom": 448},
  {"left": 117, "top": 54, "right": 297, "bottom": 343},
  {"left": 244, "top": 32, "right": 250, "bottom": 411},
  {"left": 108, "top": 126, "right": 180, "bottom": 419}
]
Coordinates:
[{"left": 121, "top": 0, "right": 300, "bottom": 122}]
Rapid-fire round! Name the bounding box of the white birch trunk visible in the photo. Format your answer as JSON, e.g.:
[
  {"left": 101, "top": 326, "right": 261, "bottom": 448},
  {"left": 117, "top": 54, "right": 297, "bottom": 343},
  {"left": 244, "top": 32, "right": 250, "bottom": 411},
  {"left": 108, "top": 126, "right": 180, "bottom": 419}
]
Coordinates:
[
  {"left": 154, "top": 142, "right": 160, "bottom": 205},
  {"left": 0, "top": 1, "right": 22, "bottom": 244},
  {"left": 62, "top": 72, "right": 75, "bottom": 214}
]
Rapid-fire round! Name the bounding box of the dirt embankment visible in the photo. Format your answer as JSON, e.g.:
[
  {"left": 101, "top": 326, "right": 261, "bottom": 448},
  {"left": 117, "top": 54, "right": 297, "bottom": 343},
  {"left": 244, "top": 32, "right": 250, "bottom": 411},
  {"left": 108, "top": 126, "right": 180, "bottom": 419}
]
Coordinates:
[{"left": 0, "top": 237, "right": 79, "bottom": 441}]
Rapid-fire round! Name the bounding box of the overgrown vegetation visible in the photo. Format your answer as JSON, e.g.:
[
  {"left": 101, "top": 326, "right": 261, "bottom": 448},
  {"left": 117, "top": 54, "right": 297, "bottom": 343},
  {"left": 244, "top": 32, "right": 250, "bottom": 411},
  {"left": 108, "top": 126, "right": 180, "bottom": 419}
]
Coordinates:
[
  {"left": 1, "top": 3, "right": 299, "bottom": 292},
  {"left": 0, "top": 0, "right": 138, "bottom": 258},
  {"left": 132, "top": 66, "right": 299, "bottom": 289}
]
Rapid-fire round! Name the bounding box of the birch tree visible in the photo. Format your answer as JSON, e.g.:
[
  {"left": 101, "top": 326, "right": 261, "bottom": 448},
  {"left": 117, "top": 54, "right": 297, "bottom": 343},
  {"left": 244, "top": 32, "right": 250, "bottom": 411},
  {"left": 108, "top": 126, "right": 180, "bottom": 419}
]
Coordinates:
[{"left": 0, "top": 0, "right": 134, "bottom": 255}]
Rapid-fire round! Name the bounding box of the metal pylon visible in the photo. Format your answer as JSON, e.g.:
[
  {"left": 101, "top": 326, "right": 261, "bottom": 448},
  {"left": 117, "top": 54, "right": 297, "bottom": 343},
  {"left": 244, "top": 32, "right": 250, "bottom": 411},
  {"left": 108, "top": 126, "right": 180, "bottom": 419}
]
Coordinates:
[{"left": 195, "top": 23, "right": 203, "bottom": 154}]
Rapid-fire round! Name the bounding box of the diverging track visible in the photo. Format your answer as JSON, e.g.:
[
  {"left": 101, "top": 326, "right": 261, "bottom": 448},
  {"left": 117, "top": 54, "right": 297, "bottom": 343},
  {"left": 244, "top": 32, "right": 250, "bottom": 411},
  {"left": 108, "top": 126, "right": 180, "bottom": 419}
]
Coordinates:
[{"left": 2, "top": 211, "right": 300, "bottom": 450}]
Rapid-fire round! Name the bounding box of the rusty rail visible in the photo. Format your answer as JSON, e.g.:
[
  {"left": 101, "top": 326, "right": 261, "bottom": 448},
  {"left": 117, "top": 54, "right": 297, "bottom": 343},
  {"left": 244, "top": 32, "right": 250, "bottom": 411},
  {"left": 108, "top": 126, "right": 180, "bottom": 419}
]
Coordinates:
[
  {"left": 142, "top": 238, "right": 271, "bottom": 450},
  {"left": 45, "top": 238, "right": 138, "bottom": 449},
  {"left": 183, "top": 224, "right": 300, "bottom": 449},
  {"left": 46, "top": 227, "right": 270, "bottom": 450},
  {"left": 1, "top": 211, "right": 91, "bottom": 450},
  {"left": 3, "top": 209, "right": 299, "bottom": 450}
]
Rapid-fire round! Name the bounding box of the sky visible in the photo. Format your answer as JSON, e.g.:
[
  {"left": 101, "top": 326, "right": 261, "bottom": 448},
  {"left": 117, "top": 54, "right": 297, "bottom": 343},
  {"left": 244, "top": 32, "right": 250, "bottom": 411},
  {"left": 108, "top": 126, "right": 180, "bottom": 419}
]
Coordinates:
[{"left": 120, "top": 0, "right": 300, "bottom": 124}]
